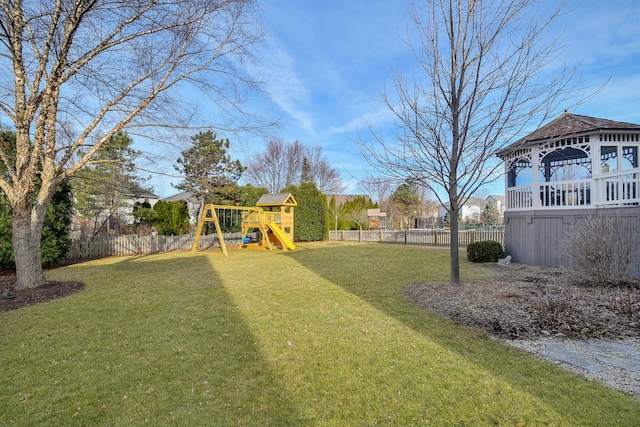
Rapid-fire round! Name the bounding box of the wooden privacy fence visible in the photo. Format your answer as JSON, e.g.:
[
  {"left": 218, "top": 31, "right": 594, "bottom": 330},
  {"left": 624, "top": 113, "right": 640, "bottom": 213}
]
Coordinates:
[
  {"left": 65, "top": 232, "right": 256, "bottom": 259},
  {"left": 328, "top": 229, "right": 504, "bottom": 247}
]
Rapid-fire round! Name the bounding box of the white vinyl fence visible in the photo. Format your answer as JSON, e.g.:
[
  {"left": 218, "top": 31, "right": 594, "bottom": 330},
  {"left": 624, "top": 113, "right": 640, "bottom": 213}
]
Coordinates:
[{"left": 328, "top": 229, "right": 504, "bottom": 247}]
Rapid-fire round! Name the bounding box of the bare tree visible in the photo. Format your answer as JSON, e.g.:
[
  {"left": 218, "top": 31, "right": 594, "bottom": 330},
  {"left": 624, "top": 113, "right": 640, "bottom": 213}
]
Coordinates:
[
  {"left": 563, "top": 210, "right": 639, "bottom": 283},
  {"left": 359, "top": 0, "right": 581, "bottom": 284},
  {"left": 245, "top": 138, "right": 345, "bottom": 194},
  {"left": 0, "top": 0, "right": 268, "bottom": 289},
  {"left": 244, "top": 138, "right": 300, "bottom": 193},
  {"left": 304, "top": 145, "right": 346, "bottom": 194},
  {"left": 357, "top": 173, "right": 394, "bottom": 205}
]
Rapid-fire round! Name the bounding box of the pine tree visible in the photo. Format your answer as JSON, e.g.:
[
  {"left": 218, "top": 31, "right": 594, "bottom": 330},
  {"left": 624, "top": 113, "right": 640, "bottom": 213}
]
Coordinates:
[
  {"left": 72, "top": 132, "right": 148, "bottom": 235},
  {"left": 174, "top": 131, "right": 245, "bottom": 204}
]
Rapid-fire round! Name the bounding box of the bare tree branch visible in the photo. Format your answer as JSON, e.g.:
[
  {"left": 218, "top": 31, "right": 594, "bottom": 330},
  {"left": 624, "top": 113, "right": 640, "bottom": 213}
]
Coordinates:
[
  {"left": 358, "top": 0, "right": 585, "bottom": 284},
  {"left": 0, "top": 0, "right": 270, "bottom": 289}
]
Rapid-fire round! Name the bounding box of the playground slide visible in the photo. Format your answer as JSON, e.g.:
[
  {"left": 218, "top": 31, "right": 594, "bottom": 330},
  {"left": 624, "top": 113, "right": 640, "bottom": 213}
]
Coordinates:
[{"left": 267, "top": 222, "right": 296, "bottom": 250}]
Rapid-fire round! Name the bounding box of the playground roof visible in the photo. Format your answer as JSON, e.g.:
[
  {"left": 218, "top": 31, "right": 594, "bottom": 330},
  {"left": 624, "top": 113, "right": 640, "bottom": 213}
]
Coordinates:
[{"left": 256, "top": 193, "right": 297, "bottom": 207}]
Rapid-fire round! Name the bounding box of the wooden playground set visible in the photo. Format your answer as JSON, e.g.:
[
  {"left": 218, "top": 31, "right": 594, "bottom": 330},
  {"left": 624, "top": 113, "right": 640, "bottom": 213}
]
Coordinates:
[{"left": 191, "top": 193, "right": 297, "bottom": 255}]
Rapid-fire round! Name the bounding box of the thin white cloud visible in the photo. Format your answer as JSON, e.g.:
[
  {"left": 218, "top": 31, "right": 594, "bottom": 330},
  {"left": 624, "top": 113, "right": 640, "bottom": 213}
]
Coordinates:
[
  {"left": 328, "top": 106, "right": 396, "bottom": 136},
  {"left": 257, "top": 42, "right": 315, "bottom": 133}
]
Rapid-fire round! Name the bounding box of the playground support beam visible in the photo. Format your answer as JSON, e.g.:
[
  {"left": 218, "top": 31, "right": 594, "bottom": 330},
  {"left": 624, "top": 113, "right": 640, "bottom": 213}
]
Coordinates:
[{"left": 192, "top": 205, "right": 260, "bottom": 255}]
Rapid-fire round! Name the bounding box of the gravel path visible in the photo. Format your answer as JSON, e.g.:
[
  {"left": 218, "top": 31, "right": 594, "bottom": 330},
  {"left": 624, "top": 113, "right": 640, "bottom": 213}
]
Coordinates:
[
  {"left": 405, "top": 263, "right": 640, "bottom": 399},
  {"left": 503, "top": 338, "right": 640, "bottom": 399}
]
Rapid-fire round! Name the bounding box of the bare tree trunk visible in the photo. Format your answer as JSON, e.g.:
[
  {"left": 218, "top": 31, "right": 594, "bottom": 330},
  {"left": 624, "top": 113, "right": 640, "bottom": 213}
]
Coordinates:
[
  {"left": 12, "top": 203, "right": 46, "bottom": 290},
  {"left": 358, "top": 0, "right": 582, "bottom": 286},
  {"left": 449, "top": 204, "right": 461, "bottom": 285}
]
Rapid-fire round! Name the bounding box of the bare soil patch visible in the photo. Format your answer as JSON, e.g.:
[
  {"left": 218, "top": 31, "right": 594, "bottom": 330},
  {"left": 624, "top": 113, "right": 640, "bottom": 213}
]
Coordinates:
[{"left": 405, "top": 263, "right": 640, "bottom": 340}]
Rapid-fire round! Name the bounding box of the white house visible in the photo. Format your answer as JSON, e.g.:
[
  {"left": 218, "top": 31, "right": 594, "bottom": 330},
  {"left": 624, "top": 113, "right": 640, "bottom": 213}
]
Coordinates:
[
  {"left": 439, "top": 197, "right": 488, "bottom": 223},
  {"left": 71, "top": 187, "right": 159, "bottom": 235}
]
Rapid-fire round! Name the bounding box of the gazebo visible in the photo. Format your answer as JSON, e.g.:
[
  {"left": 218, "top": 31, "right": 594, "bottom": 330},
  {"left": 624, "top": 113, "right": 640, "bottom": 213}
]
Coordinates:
[{"left": 496, "top": 112, "right": 640, "bottom": 273}]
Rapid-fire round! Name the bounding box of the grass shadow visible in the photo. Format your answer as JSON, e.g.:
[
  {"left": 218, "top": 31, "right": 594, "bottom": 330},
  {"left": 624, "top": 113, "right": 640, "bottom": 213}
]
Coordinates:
[
  {"left": 285, "top": 243, "right": 640, "bottom": 423},
  {"left": 1, "top": 252, "right": 301, "bottom": 426}
]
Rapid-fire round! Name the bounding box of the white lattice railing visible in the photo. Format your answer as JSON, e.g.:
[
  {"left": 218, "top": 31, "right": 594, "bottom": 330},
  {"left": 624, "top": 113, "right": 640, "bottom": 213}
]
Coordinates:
[
  {"left": 539, "top": 179, "right": 591, "bottom": 208},
  {"left": 507, "top": 171, "right": 640, "bottom": 210},
  {"left": 595, "top": 172, "right": 640, "bottom": 206},
  {"left": 506, "top": 186, "right": 533, "bottom": 209}
]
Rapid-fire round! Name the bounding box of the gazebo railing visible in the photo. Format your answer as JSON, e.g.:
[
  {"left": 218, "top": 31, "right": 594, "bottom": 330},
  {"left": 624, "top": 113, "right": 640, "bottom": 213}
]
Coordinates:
[
  {"left": 539, "top": 179, "right": 591, "bottom": 208},
  {"left": 507, "top": 170, "right": 640, "bottom": 210},
  {"left": 595, "top": 171, "right": 640, "bottom": 206},
  {"left": 506, "top": 186, "right": 534, "bottom": 209}
]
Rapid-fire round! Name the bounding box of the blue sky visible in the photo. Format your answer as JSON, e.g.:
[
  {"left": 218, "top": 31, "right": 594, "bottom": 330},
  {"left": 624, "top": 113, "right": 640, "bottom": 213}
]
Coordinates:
[{"left": 152, "top": 0, "right": 640, "bottom": 198}]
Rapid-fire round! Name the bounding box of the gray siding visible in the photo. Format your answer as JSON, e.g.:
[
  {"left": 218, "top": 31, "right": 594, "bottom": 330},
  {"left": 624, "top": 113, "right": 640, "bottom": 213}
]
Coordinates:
[{"left": 504, "top": 207, "right": 640, "bottom": 276}]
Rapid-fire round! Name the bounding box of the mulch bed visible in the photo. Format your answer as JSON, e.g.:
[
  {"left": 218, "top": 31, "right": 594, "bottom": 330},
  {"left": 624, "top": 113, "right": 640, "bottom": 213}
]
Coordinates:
[
  {"left": 405, "top": 263, "right": 640, "bottom": 340},
  {"left": 0, "top": 265, "right": 85, "bottom": 313}
]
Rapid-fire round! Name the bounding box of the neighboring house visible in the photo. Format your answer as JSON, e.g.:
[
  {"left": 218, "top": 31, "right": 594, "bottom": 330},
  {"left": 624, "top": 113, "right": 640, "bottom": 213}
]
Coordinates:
[
  {"left": 71, "top": 188, "right": 159, "bottom": 235},
  {"left": 496, "top": 112, "right": 640, "bottom": 275},
  {"left": 485, "top": 195, "right": 505, "bottom": 214},
  {"left": 117, "top": 190, "right": 160, "bottom": 225},
  {"left": 162, "top": 191, "right": 201, "bottom": 224},
  {"left": 439, "top": 197, "right": 487, "bottom": 223}
]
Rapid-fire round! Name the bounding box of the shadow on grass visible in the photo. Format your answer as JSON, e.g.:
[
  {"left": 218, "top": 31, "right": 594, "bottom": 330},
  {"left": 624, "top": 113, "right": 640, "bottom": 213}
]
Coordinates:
[
  {"left": 284, "top": 244, "right": 640, "bottom": 421},
  {"left": 1, "top": 253, "right": 301, "bottom": 426}
]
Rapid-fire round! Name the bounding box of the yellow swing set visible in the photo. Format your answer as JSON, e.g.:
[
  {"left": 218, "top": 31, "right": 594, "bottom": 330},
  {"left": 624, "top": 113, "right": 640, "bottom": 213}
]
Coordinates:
[{"left": 191, "top": 193, "right": 297, "bottom": 255}]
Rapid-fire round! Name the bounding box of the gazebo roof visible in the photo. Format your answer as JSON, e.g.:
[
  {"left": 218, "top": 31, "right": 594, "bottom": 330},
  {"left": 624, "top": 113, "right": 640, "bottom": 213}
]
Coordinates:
[
  {"left": 256, "top": 193, "right": 297, "bottom": 207},
  {"left": 497, "top": 112, "right": 640, "bottom": 158}
]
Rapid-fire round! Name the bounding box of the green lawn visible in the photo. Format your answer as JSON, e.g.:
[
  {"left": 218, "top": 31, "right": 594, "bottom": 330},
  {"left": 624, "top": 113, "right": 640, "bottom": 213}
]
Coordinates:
[{"left": 2, "top": 242, "right": 638, "bottom": 426}]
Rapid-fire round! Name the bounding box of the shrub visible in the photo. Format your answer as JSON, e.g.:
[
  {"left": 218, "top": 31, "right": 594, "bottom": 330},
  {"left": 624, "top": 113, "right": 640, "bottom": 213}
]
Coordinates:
[
  {"left": 467, "top": 240, "right": 505, "bottom": 263},
  {"left": 152, "top": 200, "right": 190, "bottom": 235},
  {"left": 563, "top": 209, "right": 639, "bottom": 283},
  {"left": 0, "top": 180, "right": 73, "bottom": 270},
  {"left": 283, "top": 182, "right": 327, "bottom": 241}
]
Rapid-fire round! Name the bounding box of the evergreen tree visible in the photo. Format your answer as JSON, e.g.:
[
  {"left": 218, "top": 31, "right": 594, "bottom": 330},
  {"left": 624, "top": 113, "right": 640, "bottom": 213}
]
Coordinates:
[
  {"left": 0, "top": 132, "right": 73, "bottom": 269},
  {"left": 392, "top": 182, "right": 421, "bottom": 229},
  {"left": 342, "top": 196, "right": 371, "bottom": 230},
  {"left": 236, "top": 184, "right": 269, "bottom": 207},
  {"left": 284, "top": 182, "right": 327, "bottom": 241},
  {"left": 301, "top": 157, "right": 312, "bottom": 183},
  {"left": 481, "top": 202, "right": 501, "bottom": 226},
  {"left": 152, "top": 200, "right": 190, "bottom": 236},
  {"left": 174, "top": 131, "right": 245, "bottom": 205},
  {"left": 72, "top": 131, "right": 149, "bottom": 235}
]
